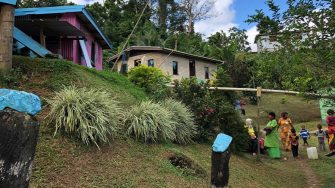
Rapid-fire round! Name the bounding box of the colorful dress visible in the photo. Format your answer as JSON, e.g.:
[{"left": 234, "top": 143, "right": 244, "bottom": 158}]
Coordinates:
[
  {"left": 326, "top": 115, "right": 335, "bottom": 151},
  {"left": 264, "top": 119, "right": 280, "bottom": 158},
  {"left": 278, "top": 117, "right": 293, "bottom": 150}
]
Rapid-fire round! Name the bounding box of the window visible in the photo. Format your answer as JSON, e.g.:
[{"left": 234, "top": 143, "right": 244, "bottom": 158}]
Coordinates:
[
  {"left": 172, "top": 61, "right": 178, "bottom": 75},
  {"left": 134, "top": 59, "right": 141, "bottom": 67},
  {"left": 204, "top": 67, "right": 209, "bottom": 79},
  {"left": 269, "top": 36, "right": 277, "bottom": 42},
  {"left": 148, "top": 59, "right": 155, "bottom": 67},
  {"left": 91, "top": 42, "right": 96, "bottom": 67}
]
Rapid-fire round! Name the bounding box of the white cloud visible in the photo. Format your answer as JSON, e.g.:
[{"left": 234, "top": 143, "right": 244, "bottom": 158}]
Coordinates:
[
  {"left": 69, "top": 0, "right": 104, "bottom": 5},
  {"left": 246, "top": 26, "right": 259, "bottom": 52},
  {"left": 194, "top": 0, "right": 236, "bottom": 37}
]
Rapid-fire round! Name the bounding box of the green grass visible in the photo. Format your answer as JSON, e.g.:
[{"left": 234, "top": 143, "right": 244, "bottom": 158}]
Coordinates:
[
  {"left": 245, "top": 93, "right": 320, "bottom": 125},
  {"left": 0, "top": 56, "right": 147, "bottom": 106},
  {"left": 1, "top": 56, "right": 329, "bottom": 187}
]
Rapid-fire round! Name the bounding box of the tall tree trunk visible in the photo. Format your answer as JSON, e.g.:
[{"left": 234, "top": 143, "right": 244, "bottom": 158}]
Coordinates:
[
  {"left": 0, "top": 4, "right": 15, "bottom": 75},
  {"left": 158, "top": 0, "right": 167, "bottom": 32}
]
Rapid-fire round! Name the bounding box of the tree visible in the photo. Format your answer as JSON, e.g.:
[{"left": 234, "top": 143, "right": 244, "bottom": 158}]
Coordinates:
[
  {"left": 178, "top": 0, "right": 215, "bottom": 34},
  {"left": 245, "top": 0, "right": 335, "bottom": 97}
]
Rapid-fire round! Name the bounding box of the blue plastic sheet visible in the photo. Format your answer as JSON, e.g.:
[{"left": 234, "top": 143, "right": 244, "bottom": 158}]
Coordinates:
[
  {"left": 0, "top": 89, "right": 41, "bottom": 116},
  {"left": 212, "top": 133, "right": 233, "bottom": 153}
]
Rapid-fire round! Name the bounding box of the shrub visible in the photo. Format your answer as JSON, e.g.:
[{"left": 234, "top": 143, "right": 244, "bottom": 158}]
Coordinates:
[
  {"left": 161, "top": 99, "right": 197, "bottom": 144},
  {"left": 173, "top": 78, "right": 248, "bottom": 152},
  {"left": 46, "top": 86, "right": 120, "bottom": 148},
  {"left": 128, "top": 65, "right": 171, "bottom": 100},
  {"left": 124, "top": 100, "right": 176, "bottom": 143}
]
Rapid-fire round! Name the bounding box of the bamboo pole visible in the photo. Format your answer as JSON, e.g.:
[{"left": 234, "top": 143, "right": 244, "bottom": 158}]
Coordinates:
[{"left": 166, "top": 84, "right": 333, "bottom": 98}]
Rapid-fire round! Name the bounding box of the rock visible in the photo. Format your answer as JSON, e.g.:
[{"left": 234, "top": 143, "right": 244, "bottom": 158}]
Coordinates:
[{"left": 0, "top": 108, "right": 39, "bottom": 188}]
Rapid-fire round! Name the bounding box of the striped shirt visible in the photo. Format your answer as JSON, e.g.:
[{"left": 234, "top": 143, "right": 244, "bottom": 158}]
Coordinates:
[{"left": 299, "top": 129, "right": 310, "bottom": 139}]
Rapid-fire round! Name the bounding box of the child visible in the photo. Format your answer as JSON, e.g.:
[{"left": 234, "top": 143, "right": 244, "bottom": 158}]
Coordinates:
[
  {"left": 315, "top": 124, "right": 326, "bottom": 151},
  {"left": 299, "top": 125, "right": 310, "bottom": 146},
  {"left": 245, "top": 118, "right": 257, "bottom": 156},
  {"left": 259, "top": 130, "right": 266, "bottom": 155},
  {"left": 289, "top": 128, "right": 299, "bottom": 158}
]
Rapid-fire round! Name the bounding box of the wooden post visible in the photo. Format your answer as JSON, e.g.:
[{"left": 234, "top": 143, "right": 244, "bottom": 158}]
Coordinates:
[
  {"left": 256, "top": 87, "right": 262, "bottom": 160},
  {"left": 0, "top": 109, "right": 39, "bottom": 187},
  {"left": 39, "top": 28, "right": 46, "bottom": 47},
  {"left": 211, "top": 149, "right": 231, "bottom": 188},
  {"left": 0, "top": 4, "right": 15, "bottom": 74}
]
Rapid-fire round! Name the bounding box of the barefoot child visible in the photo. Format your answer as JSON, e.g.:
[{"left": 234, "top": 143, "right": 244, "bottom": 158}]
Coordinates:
[
  {"left": 315, "top": 124, "right": 326, "bottom": 151},
  {"left": 299, "top": 125, "right": 310, "bottom": 146},
  {"left": 289, "top": 128, "right": 299, "bottom": 158}
]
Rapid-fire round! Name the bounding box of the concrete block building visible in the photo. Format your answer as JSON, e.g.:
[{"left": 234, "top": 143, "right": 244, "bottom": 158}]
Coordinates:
[{"left": 111, "top": 46, "right": 224, "bottom": 80}]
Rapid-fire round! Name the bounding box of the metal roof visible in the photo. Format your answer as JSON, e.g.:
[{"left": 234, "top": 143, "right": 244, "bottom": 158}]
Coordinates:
[
  {"left": 0, "top": 0, "right": 17, "bottom": 5},
  {"left": 15, "top": 5, "right": 112, "bottom": 49},
  {"left": 110, "top": 46, "right": 224, "bottom": 64}
]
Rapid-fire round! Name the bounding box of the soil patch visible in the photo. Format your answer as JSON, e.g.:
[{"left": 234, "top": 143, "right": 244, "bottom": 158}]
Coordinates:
[{"left": 168, "top": 153, "right": 207, "bottom": 177}]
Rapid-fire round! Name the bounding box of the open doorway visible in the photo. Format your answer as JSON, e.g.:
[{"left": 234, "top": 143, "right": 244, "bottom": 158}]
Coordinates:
[{"left": 189, "top": 59, "right": 196, "bottom": 77}]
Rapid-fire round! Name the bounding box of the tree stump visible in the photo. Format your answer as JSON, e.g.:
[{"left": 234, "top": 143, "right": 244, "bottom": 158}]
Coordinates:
[
  {"left": 0, "top": 108, "right": 39, "bottom": 188},
  {"left": 211, "top": 149, "right": 231, "bottom": 188}
]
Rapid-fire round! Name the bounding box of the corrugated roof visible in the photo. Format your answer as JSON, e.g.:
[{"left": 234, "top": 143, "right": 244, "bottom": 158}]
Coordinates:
[
  {"left": 0, "top": 0, "right": 17, "bottom": 5},
  {"left": 15, "top": 5, "right": 112, "bottom": 49},
  {"left": 110, "top": 46, "right": 224, "bottom": 64}
]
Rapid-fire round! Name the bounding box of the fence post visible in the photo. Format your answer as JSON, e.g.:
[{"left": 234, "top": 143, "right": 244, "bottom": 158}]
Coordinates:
[
  {"left": 0, "top": 3, "right": 15, "bottom": 74},
  {"left": 0, "top": 108, "right": 39, "bottom": 187}
]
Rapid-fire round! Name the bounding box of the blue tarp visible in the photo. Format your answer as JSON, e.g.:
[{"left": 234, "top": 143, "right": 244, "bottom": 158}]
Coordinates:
[
  {"left": 0, "top": 89, "right": 41, "bottom": 116},
  {"left": 212, "top": 133, "right": 233, "bottom": 153}
]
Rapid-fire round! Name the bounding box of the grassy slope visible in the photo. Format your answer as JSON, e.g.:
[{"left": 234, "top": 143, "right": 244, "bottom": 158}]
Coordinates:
[{"left": 0, "top": 56, "right": 328, "bottom": 187}]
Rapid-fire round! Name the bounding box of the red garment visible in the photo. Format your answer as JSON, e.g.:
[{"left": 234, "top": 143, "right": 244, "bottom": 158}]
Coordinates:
[
  {"left": 326, "top": 115, "right": 335, "bottom": 126},
  {"left": 289, "top": 133, "right": 299, "bottom": 146},
  {"left": 259, "top": 138, "right": 265, "bottom": 149},
  {"left": 328, "top": 126, "right": 335, "bottom": 151}
]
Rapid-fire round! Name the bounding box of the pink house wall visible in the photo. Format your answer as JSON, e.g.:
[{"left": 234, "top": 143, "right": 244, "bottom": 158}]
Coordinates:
[{"left": 60, "top": 13, "right": 103, "bottom": 70}]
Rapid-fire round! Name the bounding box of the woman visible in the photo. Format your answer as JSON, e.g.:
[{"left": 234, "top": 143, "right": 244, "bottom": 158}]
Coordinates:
[
  {"left": 278, "top": 112, "right": 293, "bottom": 151},
  {"left": 264, "top": 112, "right": 281, "bottom": 159}
]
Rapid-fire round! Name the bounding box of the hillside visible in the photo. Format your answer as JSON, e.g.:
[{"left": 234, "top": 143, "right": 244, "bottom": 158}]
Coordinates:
[{"left": 0, "top": 56, "right": 330, "bottom": 187}]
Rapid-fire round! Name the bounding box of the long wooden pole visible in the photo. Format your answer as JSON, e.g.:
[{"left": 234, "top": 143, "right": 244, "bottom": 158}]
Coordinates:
[
  {"left": 166, "top": 84, "right": 333, "bottom": 98},
  {"left": 0, "top": 4, "right": 15, "bottom": 74}
]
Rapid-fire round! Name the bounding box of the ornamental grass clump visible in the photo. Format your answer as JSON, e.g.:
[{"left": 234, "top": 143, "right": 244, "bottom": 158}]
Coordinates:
[
  {"left": 124, "top": 100, "right": 176, "bottom": 143},
  {"left": 161, "top": 99, "right": 197, "bottom": 144},
  {"left": 46, "top": 86, "right": 120, "bottom": 148}
]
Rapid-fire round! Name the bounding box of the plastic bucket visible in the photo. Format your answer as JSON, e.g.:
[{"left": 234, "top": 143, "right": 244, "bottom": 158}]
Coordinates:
[{"left": 307, "top": 147, "right": 318, "bottom": 159}]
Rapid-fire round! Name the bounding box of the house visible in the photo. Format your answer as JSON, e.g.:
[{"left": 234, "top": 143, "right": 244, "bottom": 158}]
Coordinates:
[
  {"left": 110, "top": 46, "right": 223, "bottom": 80},
  {"left": 13, "top": 5, "right": 112, "bottom": 70},
  {"left": 255, "top": 33, "right": 308, "bottom": 52}
]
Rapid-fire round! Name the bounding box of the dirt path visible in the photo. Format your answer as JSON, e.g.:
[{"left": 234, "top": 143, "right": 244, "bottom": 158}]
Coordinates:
[{"left": 296, "top": 159, "right": 320, "bottom": 188}]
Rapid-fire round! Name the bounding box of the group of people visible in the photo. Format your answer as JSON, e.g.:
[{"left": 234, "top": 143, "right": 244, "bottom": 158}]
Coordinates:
[{"left": 245, "top": 109, "right": 335, "bottom": 159}]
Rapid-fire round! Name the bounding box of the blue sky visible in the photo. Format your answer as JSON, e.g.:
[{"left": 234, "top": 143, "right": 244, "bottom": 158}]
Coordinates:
[{"left": 71, "top": 0, "right": 288, "bottom": 51}]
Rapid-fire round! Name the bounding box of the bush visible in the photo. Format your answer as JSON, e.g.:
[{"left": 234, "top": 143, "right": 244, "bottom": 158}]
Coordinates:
[
  {"left": 124, "top": 100, "right": 176, "bottom": 143},
  {"left": 161, "top": 99, "right": 197, "bottom": 144},
  {"left": 128, "top": 65, "right": 171, "bottom": 100},
  {"left": 46, "top": 86, "right": 120, "bottom": 148},
  {"left": 173, "top": 78, "right": 248, "bottom": 152}
]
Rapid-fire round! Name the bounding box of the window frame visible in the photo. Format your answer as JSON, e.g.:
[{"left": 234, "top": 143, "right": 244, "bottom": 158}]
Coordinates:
[
  {"left": 134, "top": 59, "right": 141, "bottom": 67},
  {"left": 172, "top": 61, "right": 178, "bottom": 75},
  {"left": 147, "top": 59, "right": 155, "bottom": 67}
]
